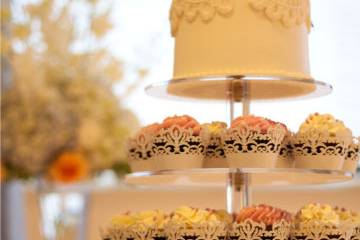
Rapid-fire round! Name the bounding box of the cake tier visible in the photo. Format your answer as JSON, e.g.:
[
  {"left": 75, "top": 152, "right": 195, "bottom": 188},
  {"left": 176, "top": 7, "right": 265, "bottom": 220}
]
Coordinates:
[{"left": 171, "top": 0, "right": 312, "bottom": 81}]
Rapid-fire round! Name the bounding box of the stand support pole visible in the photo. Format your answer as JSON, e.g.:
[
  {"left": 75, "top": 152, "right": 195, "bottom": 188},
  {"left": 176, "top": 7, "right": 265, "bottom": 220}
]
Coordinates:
[{"left": 226, "top": 78, "right": 251, "bottom": 214}]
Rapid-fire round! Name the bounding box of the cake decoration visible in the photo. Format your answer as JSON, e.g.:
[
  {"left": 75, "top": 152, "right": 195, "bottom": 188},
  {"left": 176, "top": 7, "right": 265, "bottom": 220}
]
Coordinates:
[
  {"left": 293, "top": 113, "right": 352, "bottom": 170},
  {"left": 170, "top": 0, "right": 234, "bottom": 36},
  {"left": 277, "top": 131, "right": 294, "bottom": 168},
  {"left": 291, "top": 204, "right": 355, "bottom": 240},
  {"left": 230, "top": 204, "right": 292, "bottom": 240},
  {"left": 248, "top": 0, "right": 311, "bottom": 31},
  {"left": 299, "top": 113, "right": 352, "bottom": 142},
  {"left": 128, "top": 123, "right": 161, "bottom": 172},
  {"left": 154, "top": 115, "right": 208, "bottom": 170},
  {"left": 103, "top": 210, "right": 169, "bottom": 240},
  {"left": 166, "top": 206, "right": 229, "bottom": 240},
  {"left": 222, "top": 116, "right": 286, "bottom": 168},
  {"left": 235, "top": 204, "right": 293, "bottom": 225},
  {"left": 343, "top": 137, "right": 360, "bottom": 173},
  {"left": 202, "top": 122, "right": 227, "bottom": 168}
]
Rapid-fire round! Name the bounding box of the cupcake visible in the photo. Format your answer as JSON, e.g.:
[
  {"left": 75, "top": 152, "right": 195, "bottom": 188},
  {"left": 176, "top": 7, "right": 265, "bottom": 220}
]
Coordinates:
[
  {"left": 291, "top": 204, "right": 354, "bottom": 240},
  {"left": 165, "top": 206, "right": 230, "bottom": 240},
  {"left": 335, "top": 207, "right": 360, "bottom": 240},
  {"left": 153, "top": 115, "right": 207, "bottom": 170},
  {"left": 222, "top": 116, "right": 287, "bottom": 168},
  {"left": 343, "top": 137, "right": 360, "bottom": 174},
  {"left": 292, "top": 113, "right": 352, "bottom": 170},
  {"left": 276, "top": 131, "right": 294, "bottom": 168},
  {"left": 102, "top": 210, "right": 168, "bottom": 240},
  {"left": 202, "top": 122, "right": 228, "bottom": 168},
  {"left": 230, "top": 204, "right": 292, "bottom": 240},
  {"left": 128, "top": 123, "right": 161, "bottom": 172}
]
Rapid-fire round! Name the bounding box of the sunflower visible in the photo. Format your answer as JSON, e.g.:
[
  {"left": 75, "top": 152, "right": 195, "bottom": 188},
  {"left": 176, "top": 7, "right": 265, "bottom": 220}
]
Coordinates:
[{"left": 48, "top": 152, "right": 89, "bottom": 183}]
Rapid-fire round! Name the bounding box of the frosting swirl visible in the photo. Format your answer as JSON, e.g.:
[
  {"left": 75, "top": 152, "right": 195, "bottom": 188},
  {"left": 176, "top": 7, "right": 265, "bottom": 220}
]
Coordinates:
[
  {"left": 235, "top": 204, "right": 292, "bottom": 225},
  {"left": 111, "top": 212, "right": 136, "bottom": 227},
  {"left": 162, "top": 115, "right": 201, "bottom": 136},
  {"left": 138, "top": 123, "right": 161, "bottom": 136},
  {"left": 202, "top": 121, "right": 227, "bottom": 135},
  {"left": 169, "top": 206, "right": 230, "bottom": 227},
  {"left": 111, "top": 210, "right": 168, "bottom": 229},
  {"left": 299, "top": 113, "right": 351, "bottom": 137},
  {"left": 334, "top": 207, "right": 360, "bottom": 225},
  {"left": 231, "top": 115, "right": 286, "bottom": 134},
  {"left": 295, "top": 203, "right": 339, "bottom": 226}
]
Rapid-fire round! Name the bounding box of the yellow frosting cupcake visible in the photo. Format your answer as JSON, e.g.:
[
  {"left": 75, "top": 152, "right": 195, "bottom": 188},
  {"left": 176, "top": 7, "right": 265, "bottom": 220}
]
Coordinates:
[
  {"left": 111, "top": 213, "right": 136, "bottom": 227},
  {"left": 111, "top": 210, "right": 168, "bottom": 228},
  {"left": 299, "top": 113, "right": 352, "bottom": 144},
  {"left": 166, "top": 206, "right": 229, "bottom": 240},
  {"left": 202, "top": 122, "right": 227, "bottom": 168},
  {"left": 169, "top": 206, "right": 230, "bottom": 227},
  {"left": 335, "top": 207, "right": 360, "bottom": 225},
  {"left": 296, "top": 203, "right": 340, "bottom": 226},
  {"left": 300, "top": 113, "right": 347, "bottom": 134},
  {"left": 203, "top": 122, "right": 227, "bottom": 135},
  {"left": 293, "top": 113, "right": 353, "bottom": 170},
  {"left": 292, "top": 204, "right": 358, "bottom": 240}
]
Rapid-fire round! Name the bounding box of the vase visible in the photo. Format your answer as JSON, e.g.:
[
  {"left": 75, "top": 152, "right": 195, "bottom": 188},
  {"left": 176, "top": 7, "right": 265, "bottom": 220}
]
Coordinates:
[
  {"left": 37, "top": 180, "right": 89, "bottom": 240},
  {"left": 1, "top": 181, "right": 27, "bottom": 240}
]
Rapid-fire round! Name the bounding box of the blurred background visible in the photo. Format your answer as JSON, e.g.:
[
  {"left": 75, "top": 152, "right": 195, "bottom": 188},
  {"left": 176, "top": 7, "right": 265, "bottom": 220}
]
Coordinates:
[{"left": 1, "top": 0, "right": 360, "bottom": 240}]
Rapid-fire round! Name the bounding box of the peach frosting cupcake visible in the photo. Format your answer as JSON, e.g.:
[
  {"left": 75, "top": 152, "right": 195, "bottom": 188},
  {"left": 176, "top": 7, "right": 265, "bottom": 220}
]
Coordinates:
[
  {"left": 222, "top": 115, "right": 287, "bottom": 168},
  {"left": 128, "top": 123, "right": 161, "bottom": 172},
  {"left": 153, "top": 115, "right": 207, "bottom": 170},
  {"left": 231, "top": 204, "right": 292, "bottom": 240},
  {"left": 162, "top": 115, "right": 201, "bottom": 136},
  {"left": 235, "top": 204, "right": 292, "bottom": 225}
]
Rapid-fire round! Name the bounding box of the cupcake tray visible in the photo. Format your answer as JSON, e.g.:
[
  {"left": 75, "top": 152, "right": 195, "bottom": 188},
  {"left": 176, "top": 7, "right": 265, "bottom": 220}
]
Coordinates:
[
  {"left": 125, "top": 168, "right": 353, "bottom": 187},
  {"left": 130, "top": 74, "right": 354, "bottom": 213}
]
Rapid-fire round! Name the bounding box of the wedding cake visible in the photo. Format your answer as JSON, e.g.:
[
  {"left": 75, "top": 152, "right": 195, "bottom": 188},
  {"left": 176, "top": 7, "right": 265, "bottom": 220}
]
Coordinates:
[{"left": 168, "top": 0, "right": 315, "bottom": 100}]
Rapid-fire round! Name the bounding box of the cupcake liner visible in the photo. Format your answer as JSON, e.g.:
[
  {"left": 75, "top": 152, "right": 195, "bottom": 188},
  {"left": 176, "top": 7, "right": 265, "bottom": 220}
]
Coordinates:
[
  {"left": 222, "top": 124, "right": 286, "bottom": 168},
  {"left": 291, "top": 222, "right": 354, "bottom": 240},
  {"left": 204, "top": 135, "right": 228, "bottom": 168},
  {"left": 351, "top": 226, "right": 360, "bottom": 240},
  {"left": 102, "top": 225, "right": 167, "bottom": 240},
  {"left": 165, "top": 222, "right": 227, "bottom": 240},
  {"left": 128, "top": 133, "right": 157, "bottom": 172},
  {"left": 153, "top": 125, "right": 207, "bottom": 170},
  {"left": 292, "top": 129, "right": 347, "bottom": 170},
  {"left": 229, "top": 219, "right": 291, "bottom": 240},
  {"left": 276, "top": 133, "right": 294, "bottom": 168},
  {"left": 343, "top": 138, "right": 359, "bottom": 173}
]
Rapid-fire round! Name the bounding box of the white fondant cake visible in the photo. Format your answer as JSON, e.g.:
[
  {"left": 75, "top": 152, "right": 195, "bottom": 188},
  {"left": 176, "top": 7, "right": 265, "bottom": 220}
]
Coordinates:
[
  {"left": 166, "top": 0, "right": 318, "bottom": 100},
  {"left": 170, "top": 0, "right": 312, "bottom": 80}
]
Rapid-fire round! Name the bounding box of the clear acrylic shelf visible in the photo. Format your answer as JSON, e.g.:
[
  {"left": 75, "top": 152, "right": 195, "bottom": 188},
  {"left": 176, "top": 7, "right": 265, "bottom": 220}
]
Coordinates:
[
  {"left": 124, "top": 168, "right": 353, "bottom": 187},
  {"left": 145, "top": 75, "right": 332, "bottom": 101}
]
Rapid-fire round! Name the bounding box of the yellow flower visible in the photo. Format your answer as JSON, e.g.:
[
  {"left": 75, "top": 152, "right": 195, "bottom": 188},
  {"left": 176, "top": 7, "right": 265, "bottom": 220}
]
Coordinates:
[
  {"left": 137, "top": 68, "right": 149, "bottom": 79},
  {"left": 91, "top": 14, "right": 112, "bottom": 38},
  {"left": 48, "top": 152, "right": 89, "bottom": 183},
  {"left": 104, "top": 59, "right": 123, "bottom": 82},
  {"left": 12, "top": 24, "right": 31, "bottom": 40}
]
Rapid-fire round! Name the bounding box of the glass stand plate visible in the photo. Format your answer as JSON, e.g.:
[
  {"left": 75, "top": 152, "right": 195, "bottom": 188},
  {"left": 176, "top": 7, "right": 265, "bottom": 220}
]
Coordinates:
[
  {"left": 145, "top": 75, "right": 332, "bottom": 101},
  {"left": 125, "top": 168, "right": 353, "bottom": 187}
]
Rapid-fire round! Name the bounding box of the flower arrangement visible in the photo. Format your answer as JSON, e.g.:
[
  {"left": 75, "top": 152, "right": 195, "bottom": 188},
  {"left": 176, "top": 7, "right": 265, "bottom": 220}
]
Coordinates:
[{"left": 1, "top": 0, "right": 143, "bottom": 182}]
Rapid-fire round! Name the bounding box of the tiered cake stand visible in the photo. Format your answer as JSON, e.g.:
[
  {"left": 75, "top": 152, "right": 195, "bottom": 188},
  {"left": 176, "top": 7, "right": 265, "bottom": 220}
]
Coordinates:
[{"left": 125, "top": 75, "right": 354, "bottom": 213}]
